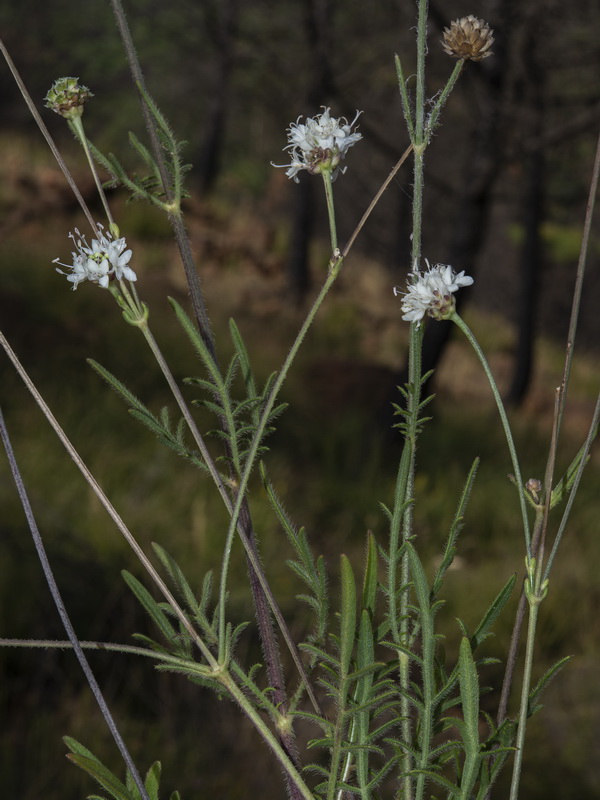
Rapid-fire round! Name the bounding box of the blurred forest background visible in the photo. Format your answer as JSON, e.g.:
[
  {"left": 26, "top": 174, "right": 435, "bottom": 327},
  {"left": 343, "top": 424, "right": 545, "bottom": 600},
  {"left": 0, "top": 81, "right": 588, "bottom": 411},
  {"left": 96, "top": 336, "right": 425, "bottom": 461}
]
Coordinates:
[{"left": 1, "top": 0, "right": 600, "bottom": 798}]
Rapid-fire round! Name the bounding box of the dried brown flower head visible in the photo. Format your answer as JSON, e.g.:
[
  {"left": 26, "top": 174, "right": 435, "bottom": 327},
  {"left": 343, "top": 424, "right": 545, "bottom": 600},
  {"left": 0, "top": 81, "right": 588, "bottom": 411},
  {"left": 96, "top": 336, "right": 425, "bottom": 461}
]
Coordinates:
[{"left": 442, "top": 15, "right": 494, "bottom": 61}]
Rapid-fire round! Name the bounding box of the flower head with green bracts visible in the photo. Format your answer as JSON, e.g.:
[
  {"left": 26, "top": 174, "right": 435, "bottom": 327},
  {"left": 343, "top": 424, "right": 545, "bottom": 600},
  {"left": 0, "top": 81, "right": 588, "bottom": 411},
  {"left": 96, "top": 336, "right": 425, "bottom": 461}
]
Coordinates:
[
  {"left": 54, "top": 224, "right": 136, "bottom": 290},
  {"left": 394, "top": 261, "right": 473, "bottom": 326},
  {"left": 44, "top": 77, "right": 93, "bottom": 119},
  {"left": 273, "top": 107, "right": 362, "bottom": 182}
]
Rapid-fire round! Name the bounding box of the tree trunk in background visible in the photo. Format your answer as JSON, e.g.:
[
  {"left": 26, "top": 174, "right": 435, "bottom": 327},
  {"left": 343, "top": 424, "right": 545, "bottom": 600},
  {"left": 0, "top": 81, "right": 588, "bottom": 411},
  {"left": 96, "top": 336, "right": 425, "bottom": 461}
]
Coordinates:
[
  {"left": 506, "top": 26, "right": 546, "bottom": 406},
  {"left": 196, "top": 0, "right": 239, "bottom": 194},
  {"left": 286, "top": 175, "right": 314, "bottom": 300}
]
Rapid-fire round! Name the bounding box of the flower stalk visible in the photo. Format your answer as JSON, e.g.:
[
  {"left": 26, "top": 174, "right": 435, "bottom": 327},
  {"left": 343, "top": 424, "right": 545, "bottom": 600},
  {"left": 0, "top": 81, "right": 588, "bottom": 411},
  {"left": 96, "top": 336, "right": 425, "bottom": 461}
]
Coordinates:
[{"left": 450, "top": 311, "right": 531, "bottom": 550}]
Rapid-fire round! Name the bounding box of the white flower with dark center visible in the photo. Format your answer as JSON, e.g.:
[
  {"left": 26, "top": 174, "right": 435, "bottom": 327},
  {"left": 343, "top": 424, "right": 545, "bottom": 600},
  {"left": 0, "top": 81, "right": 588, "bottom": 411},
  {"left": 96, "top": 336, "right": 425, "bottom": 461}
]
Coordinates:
[
  {"left": 273, "top": 107, "right": 362, "bottom": 182},
  {"left": 54, "top": 224, "right": 136, "bottom": 289},
  {"left": 394, "top": 261, "right": 473, "bottom": 326}
]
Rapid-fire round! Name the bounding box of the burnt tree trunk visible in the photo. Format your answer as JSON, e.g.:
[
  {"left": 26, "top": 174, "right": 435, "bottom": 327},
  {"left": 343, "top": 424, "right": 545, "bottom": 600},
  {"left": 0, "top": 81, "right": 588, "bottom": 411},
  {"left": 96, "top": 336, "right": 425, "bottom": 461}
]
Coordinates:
[
  {"left": 506, "top": 25, "right": 546, "bottom": 406},
  {"left": 196, "top": 0, "right": 239, "bottom": 194}
]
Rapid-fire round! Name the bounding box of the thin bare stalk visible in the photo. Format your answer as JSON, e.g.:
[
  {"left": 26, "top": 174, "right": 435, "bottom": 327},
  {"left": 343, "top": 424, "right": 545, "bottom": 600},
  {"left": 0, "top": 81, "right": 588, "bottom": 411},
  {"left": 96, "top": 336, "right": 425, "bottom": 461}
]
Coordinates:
[
  {"left": 0, "top": 330, "right": 216, "bottom": 665},
  {"left": 69, "top": 115, "right": 115, "bottom": 228},
  {"left": 554, "top": 128, "right": 600, "bottom": 437},
  {"left": 0, "top": 37, "right": 97, "bottom": 233},
  {"left": 0, "top": 409, "right": 150, "bottom": 800},
  {"left": 342, "top": 144, "right": 413, "bottom": 258}
]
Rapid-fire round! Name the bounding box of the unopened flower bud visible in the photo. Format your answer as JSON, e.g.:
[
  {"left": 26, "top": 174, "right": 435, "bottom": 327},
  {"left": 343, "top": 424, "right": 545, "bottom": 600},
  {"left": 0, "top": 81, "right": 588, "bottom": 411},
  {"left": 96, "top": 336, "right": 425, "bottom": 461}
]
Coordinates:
[
  {"left": 442, "top": 16, "right": 494, "bottom": 62},
  {"left": 526, "top": 478, "right": 543, "bottom": 503},
  {"left": 45, "top": 77, "right": 93, "bottom": 119}
]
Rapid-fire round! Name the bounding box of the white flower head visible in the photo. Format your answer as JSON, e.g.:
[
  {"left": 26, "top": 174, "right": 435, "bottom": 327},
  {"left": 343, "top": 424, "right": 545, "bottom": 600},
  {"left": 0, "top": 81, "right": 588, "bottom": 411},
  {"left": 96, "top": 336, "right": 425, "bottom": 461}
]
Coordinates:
[
  {"left": 394, "top": 260, "right": 473, "bottom": 326},
  {"left": 273, "top": 107, "right": 362, "bottom": 182},
  {"left": 54, "top": 224, "right": 136, "bottom": 290}
]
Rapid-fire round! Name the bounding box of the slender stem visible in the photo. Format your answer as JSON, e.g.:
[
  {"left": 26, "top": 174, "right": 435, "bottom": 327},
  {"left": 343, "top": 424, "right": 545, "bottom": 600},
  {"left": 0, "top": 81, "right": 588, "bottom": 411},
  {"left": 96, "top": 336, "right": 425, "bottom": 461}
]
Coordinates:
[
  {"left": 543, "top": 391, "right": 600, "bottom": 581},
  {"left": 398, "top": 324, "right": 424, "bottom": 800},
  {"left": 220, "top": 672, "right": 315, "bottom": 800},
  {"left": 414, "top": 0, "right": 428, "bottom": 146},
  {"left": 342, "top": 145, "right": 413, "bottom": 259},
  {"left": 322, "top": 171, "right": 338, "bottom": 252},
  {"left": 1, "top": 331, "right": 313, "bottom": 796},
  {"left": 508, "top": 599, "right": 540, "bottom": 800},
  {"left": 497, "top": 504, "right": 544, "bottom": 726},
  {"left": 107, "top": 11, "right": 303, "bottom": 776},
  {"left": 0, "top": 410, "right": 150, "bottom": 800},
  {"left": 108, "top": 0, "right": 214, "bottom": 351},
  {"left": 397, "top": 6, "right": 430, "bottom": 797},
  {"left": 410, "top": 0, "right": 429, "bottom": 269},
  {"left": 554, "top": 128, "right": 600, "bottom": 438},
  {"left": 137, "top": 320, "right": 234, "bottom": 510},
  {"left": 217, "top": 255, "right": 344, "bottom": 657},
  {"left": 0, "top": 638, "right": 181, "bottom": 659},
  {"left": 451, "top": 312, "right": 531, "bottom": 551},
  {"left": 0, "top": 330, "right": 216, "bottom": 667},
  {"left": 135, "top": 318, "right": 321, "bottom": 715},
  {"left": 0, "top": 37, "right": 97, "bottom": 233},
  {"left": 69, "top": 116, "right": 114, "bottom": 228}
]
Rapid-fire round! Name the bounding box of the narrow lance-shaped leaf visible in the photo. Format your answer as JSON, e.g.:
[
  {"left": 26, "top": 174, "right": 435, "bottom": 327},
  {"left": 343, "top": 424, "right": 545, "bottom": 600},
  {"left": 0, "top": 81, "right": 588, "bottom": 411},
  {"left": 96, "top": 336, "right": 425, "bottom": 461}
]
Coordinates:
[
  {"left": 528, "top": 655, "right": 572, "bottom": 716},
  {"left": 340, "top": 554, "right": 357, "bottom": 678},
  {"left": 122, "top": 570, "right": 180, "bottom": 650},
  {"left": 470, "top": 573, "right": 516, "bottom": 651},
  {"left": 362, "top": 531, "right": 379, "bottom": 617},
  {"left": 355, "top": 609, "right": 376, "bottom": 796},
  {"left": 458, "top": 636, "right": 482, "bottom": 799},
  {"left": 432, "top": 457, "right": 479, "bottom": 597},
  {"left": 64, "top": 738, "right": 130, "bottom": 800}
]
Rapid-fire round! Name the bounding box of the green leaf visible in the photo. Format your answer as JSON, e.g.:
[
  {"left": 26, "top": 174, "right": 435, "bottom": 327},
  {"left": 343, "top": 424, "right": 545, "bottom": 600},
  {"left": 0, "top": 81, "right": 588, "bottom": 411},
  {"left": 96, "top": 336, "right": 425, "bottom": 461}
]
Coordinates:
[
  {"left": 432, "top": 458, "right": 479, "bottom": 597},
  {"left": 528, "top": 655, "right": 572, "bottom": 716},
  {"left": 66, "top": 754, "right": 130, "bottom": 800},
  {"left": 143, "top": 761, "right": 161, "bottom": 800},
  {"left": 88, "top": 360, "right": 153, "bottom": 417},
  {"left": 470, "top": 574, "right": 516, "bottom": 651},
  {"left": 361, "top": 531, "right": 379, "bottom": 617},
  {"left": 339, "top": 555, "right": 357, "bottom": 677},
  {"left": 355, "top": 610, "right": 376, "bottom": 794},
  {"left": 152, "top": 544, "right": 199, "bottom": 615},
  {"left": 122, "top": 571, "right": 180, "bottom": 650},
  {"left": 458, "top": 636, "right": 481, "bottom": 798}
]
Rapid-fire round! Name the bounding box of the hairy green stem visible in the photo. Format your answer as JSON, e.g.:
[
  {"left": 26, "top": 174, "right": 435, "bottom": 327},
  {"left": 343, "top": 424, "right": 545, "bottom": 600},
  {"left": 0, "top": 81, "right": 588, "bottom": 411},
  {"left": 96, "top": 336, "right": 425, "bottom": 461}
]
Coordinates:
[
  {"left": 220, "top": 672, "right": 315, "bottom": 800},
  {"left": 397, "top": 5, "right": 430, "bottom": 796}
]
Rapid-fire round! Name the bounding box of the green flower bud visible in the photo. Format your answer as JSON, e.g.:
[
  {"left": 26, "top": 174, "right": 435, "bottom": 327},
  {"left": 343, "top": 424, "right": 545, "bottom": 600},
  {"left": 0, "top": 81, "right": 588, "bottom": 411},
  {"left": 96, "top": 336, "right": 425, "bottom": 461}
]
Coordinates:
[{"left": 45, "top": 77, "right": 93, "bottom": 120}]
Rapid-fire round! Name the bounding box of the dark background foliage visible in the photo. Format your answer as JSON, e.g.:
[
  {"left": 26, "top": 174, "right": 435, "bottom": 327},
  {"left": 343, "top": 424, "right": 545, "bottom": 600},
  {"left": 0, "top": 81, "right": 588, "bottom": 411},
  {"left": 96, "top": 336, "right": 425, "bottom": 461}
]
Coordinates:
[{"left": 1, "top": 0, "right": 600, "bottom": 797}]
